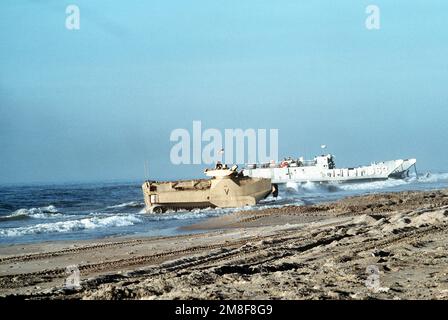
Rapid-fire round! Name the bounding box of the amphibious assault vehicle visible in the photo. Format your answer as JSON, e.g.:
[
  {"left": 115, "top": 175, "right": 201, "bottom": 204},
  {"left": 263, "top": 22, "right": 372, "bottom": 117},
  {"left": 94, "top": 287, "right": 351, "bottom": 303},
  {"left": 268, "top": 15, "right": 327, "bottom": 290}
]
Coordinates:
[{"left": 142, "top": 164, "right": 277, "bottom": 213}]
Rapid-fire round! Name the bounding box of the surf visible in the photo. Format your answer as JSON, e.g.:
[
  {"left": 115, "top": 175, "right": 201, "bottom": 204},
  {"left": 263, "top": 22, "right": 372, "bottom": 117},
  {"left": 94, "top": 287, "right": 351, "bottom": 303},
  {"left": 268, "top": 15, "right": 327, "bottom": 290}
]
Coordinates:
[{"left": 0, "top": 214, "right": 142, "bottom": 237}]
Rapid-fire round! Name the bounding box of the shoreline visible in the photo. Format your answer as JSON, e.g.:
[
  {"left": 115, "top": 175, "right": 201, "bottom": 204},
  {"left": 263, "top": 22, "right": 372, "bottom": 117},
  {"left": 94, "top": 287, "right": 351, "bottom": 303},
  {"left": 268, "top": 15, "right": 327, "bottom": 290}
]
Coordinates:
[{"left": 1, "top": 188, "right": 448, "bottom": 299}]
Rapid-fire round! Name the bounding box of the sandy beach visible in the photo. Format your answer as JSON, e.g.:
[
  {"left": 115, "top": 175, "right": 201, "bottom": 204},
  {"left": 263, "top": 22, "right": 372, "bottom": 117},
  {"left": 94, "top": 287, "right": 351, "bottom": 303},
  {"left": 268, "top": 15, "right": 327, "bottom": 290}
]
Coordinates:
[{"left": 1, "top": 188, "right": 448, "bottom": 300}]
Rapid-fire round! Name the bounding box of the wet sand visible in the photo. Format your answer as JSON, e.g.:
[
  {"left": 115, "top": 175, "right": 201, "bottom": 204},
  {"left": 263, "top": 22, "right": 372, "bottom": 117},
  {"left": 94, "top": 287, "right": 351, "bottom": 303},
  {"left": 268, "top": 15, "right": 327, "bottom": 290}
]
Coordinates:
[{"left": 1, "top": 188, "right": 448, "bottom": 299}]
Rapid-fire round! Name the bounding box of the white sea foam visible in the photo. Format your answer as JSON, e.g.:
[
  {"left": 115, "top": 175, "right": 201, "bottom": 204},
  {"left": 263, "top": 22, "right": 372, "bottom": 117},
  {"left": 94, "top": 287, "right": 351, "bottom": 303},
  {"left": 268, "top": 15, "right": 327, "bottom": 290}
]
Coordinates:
[
  {"left": 414, "top": 172, "right": 448, "bottom": 183},
  {"left": 338, "top": 179, "right": 410, "bottom": 191},
  {"left": 284, "top": 181, "right": 339, "bottom": 194},
  {"left": 143, "top": 207, "right": 227, "bottom": 221},
  {"left": 106, "top": 201, "right": 144, "bottom": 209},
  {"left": 289, "top": 172, "right": 448, "bottom": 194},
  {"left": 285, "top": 181, "right": 300, "bottom": 192},
  {"left": 284, "top": 178, "right": 415, "bottom": 193},
  {"left": 1, "top": 205, "right": 62, "bottom": 220},
  {"left": 0, "top": 214, "right": 142, "bottom": 237}
]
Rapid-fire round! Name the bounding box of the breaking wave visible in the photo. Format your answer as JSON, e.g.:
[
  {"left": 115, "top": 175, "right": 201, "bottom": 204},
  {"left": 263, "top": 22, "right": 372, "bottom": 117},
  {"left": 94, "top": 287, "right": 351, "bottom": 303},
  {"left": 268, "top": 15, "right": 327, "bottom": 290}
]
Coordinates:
[
  {"left": 284, "top": 181, "right": 340, "bottom": 193},
  {"left": 281, "top": 177, "right": 443, "bottom": 194},
  {"left": 413, "top": 172, "right": 448, "bottom": 183},
  {"left": 337, "top": 179, "right": 410, "bottom": 191},
  {"left": 0, "top": 205, "right": 62, "bottom": 221},
  {"left": 0, "top": 214, "right": 142, "bottom": 237},
  {"left": 106, "top": 201, "right": 144, "bottom": 210}
]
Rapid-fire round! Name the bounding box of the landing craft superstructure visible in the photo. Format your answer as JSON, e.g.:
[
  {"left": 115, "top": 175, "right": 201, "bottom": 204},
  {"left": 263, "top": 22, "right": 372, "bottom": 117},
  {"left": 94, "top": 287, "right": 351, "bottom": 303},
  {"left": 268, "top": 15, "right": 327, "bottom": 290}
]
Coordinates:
[
  {"left": 243, "top": 154, "right": 417, "bottom": 184},
  {"left": 142, "top": 164, "right": 276, "bottom": 213}
]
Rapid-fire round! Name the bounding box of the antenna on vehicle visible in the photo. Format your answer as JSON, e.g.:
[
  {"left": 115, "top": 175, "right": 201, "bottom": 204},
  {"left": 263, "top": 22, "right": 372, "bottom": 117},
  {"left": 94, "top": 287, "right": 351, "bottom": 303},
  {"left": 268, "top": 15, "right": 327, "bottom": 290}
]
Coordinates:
[
  {"left": 320, "top": 144, "right": 327, "bottom": 156},
  {"left": 217, "top": 148, "right": 224, "bottom": 165},
  {"left": 144, "top": 160, "right": 150, "bottom": 181}
]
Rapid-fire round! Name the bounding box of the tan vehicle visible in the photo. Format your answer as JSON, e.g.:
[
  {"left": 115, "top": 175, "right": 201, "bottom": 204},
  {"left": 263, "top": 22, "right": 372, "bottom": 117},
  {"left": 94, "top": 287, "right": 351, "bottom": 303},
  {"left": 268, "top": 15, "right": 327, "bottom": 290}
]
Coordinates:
[{"left": 142, "top": 164, "right": 277, "bottom": 213}]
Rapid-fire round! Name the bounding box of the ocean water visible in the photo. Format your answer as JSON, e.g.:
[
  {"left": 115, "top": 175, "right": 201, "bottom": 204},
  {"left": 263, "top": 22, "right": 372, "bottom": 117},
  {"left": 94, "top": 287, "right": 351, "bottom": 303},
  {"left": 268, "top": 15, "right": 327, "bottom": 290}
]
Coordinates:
[{"left": 1, "top": 172, "right": 447, "bottom": 245}]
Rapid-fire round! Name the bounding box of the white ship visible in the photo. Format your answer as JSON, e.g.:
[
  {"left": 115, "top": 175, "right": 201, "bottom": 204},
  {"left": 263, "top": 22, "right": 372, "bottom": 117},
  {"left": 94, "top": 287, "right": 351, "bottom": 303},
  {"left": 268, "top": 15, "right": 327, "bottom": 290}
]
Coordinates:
[{"left": 243, "top": 154, "right": 417, "bottom": 184}]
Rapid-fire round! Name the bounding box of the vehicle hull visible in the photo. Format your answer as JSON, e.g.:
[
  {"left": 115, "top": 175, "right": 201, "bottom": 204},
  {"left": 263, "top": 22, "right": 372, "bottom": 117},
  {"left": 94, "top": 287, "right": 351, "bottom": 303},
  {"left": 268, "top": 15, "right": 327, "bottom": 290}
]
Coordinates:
[
  {"left": 142, "top": 175, "right": 272, "bottom": 213},
  {"left": 244, "top": 158, "right": 417, "bottom": 184}
]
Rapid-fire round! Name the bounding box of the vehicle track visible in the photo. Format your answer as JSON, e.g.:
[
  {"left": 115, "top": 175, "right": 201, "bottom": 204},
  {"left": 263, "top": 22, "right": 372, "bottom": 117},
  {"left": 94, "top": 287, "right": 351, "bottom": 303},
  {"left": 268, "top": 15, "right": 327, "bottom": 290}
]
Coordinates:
[
  {"left": 0, "top": 217, "right": 360, "bottom": 291},
  {"left": 0, "top": 228, "right": 306, "bottom": 289},
  {"left": 0, "top": 231, "right": 229, "bottom": 264},
  {"left": 187, "top": 220, "right": 448, "bottom": 275}
]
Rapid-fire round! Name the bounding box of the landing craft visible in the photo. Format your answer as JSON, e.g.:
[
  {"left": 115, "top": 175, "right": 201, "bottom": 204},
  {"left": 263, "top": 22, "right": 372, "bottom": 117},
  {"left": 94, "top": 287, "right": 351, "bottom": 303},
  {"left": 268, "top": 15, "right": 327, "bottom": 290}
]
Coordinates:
[
  {"left": 243, "top": 154, "right": 417, "bottom": 184},
  {"left": 142, "top": 164, "right": 277, "bottom": 213}
]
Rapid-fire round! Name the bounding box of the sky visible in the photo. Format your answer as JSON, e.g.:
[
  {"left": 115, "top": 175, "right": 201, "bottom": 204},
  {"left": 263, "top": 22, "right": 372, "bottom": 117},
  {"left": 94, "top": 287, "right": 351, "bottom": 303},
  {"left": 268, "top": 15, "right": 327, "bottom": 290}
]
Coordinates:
[{"left": 0, "top": 0, "right": 447, "bottom": 184}]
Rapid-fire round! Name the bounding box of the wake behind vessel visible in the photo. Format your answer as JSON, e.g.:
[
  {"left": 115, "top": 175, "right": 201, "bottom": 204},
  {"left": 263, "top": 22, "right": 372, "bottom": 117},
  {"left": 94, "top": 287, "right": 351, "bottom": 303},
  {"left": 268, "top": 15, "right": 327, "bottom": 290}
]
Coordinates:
[
  {"left": 243, "top": 154, "right": 417, "bottom": 184},
  {"left": 142, "top": 164, "right": 276, "bottom": 213}
]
